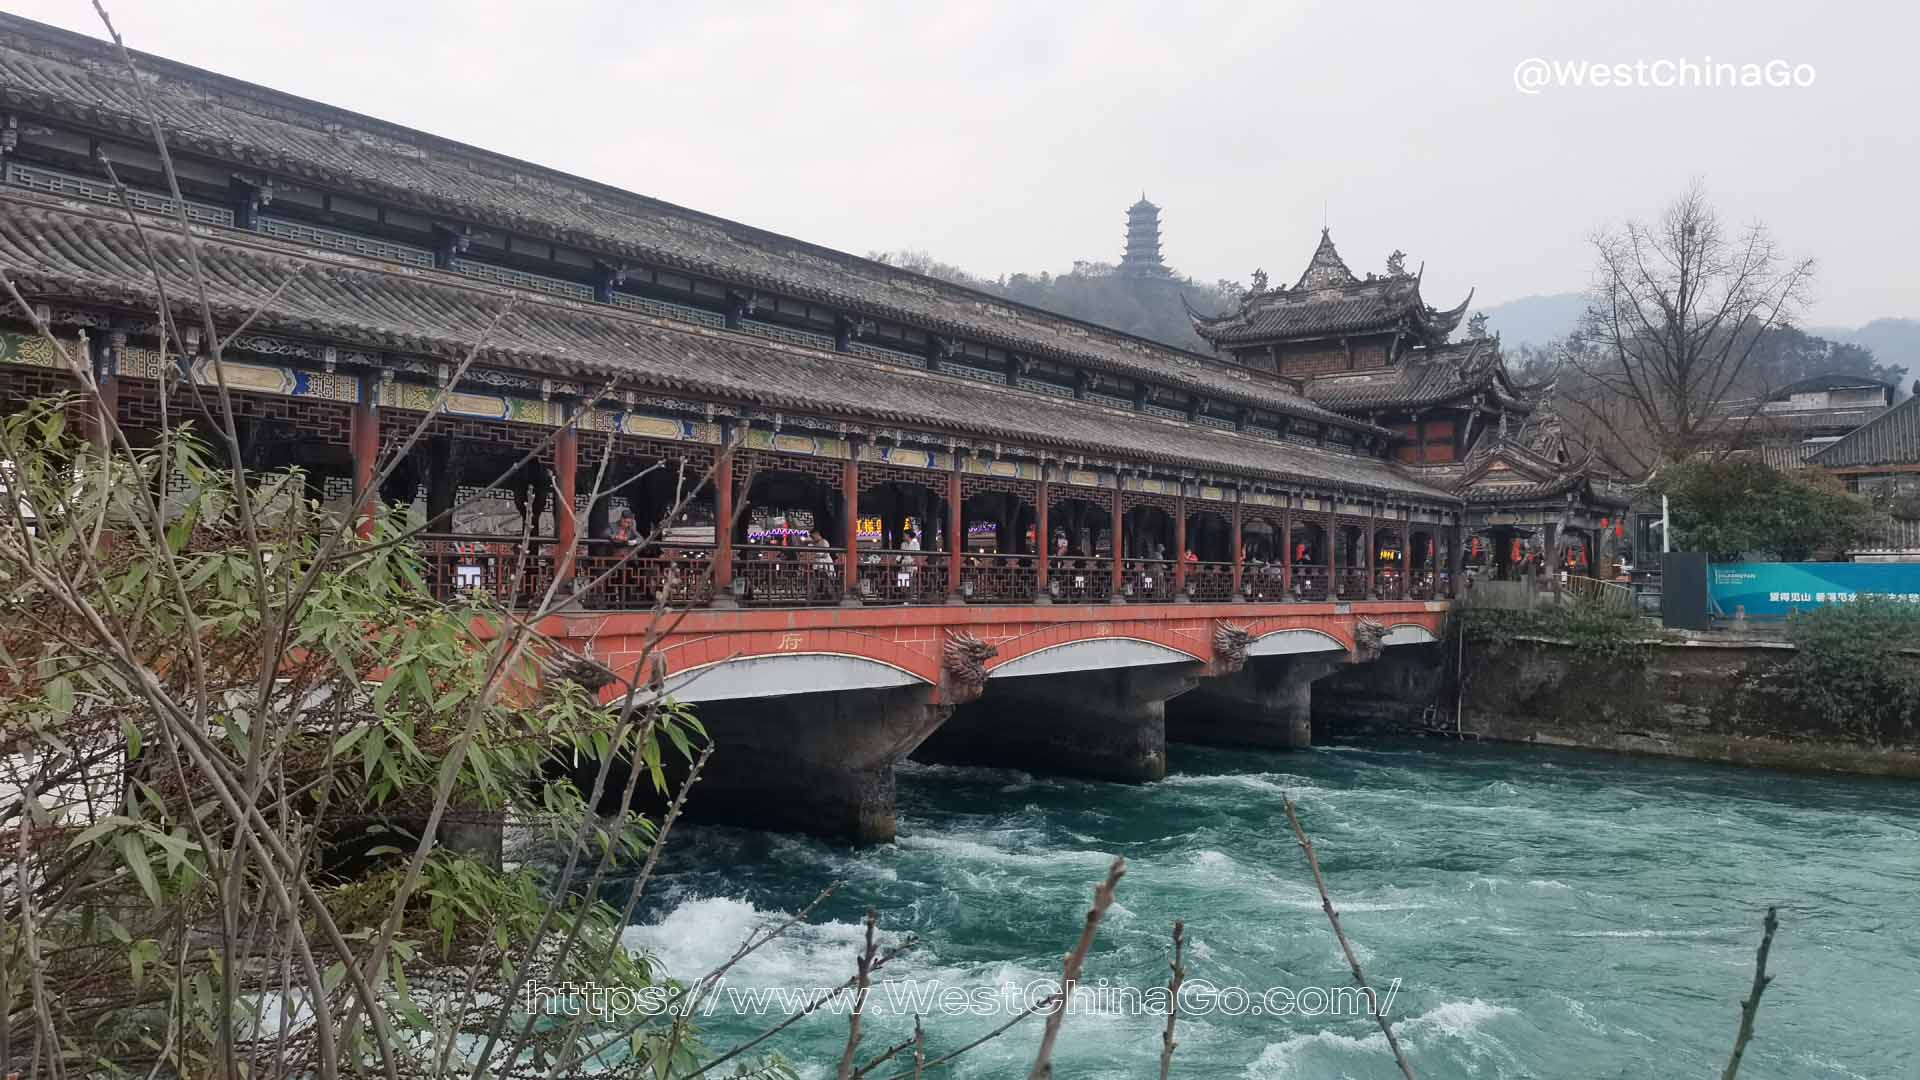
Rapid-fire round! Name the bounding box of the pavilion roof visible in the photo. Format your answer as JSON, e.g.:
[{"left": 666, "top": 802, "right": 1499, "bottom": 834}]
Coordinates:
[
  {"left": 0, "top": 196, "right": 1457, "bottom": 502},
  {"left": 1303, "top": 338, "right": 1526, "bottom": 413},
  {"left": 1188, "top": 230, "right": 1472, "bottom": 348},
  {"left": 0, "top": 15, "right": 1347, "bottom": 430}
]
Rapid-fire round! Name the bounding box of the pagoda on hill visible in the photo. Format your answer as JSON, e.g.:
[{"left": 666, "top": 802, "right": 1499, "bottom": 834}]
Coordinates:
[
  {"left": 1193, "top": 229, "right": 1629, "bottom": 577},
  {"left": 1119, "top": 195, "right": 1172, "bottom": 278}
]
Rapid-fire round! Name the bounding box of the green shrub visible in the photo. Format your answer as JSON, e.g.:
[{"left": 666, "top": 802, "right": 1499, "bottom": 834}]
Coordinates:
[
  {"left": 1459, "top": 602, "right": 1650, "bottom": 662},
  {"left": 1787, "top": 599, "right": 1920, "bottom": 745}
]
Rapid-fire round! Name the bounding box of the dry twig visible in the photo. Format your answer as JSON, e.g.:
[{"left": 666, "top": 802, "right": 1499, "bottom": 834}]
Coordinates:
[
  {"left": 1283, "top": 797, "right": 1415, "bottom": 1080},
  {"left": 1721, "top": 906, "right": 1779, "bottom": 1080}
]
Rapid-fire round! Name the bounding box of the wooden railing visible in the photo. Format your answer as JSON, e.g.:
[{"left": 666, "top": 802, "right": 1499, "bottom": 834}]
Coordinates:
[
  {"left": 854, "top": 549, "right": 948, "bottom": 605},
  {"left": 1046, "top": 557, "right": 1114, "bottom": 603},
  {"left": 959, "top": 553, "right": 1039, "bottom": 603},
  {"left": 415, "top": 536, "right": 1454, "bottom": 610},
  {"left": 1292, "top": 566, "right": 1332, "bottom": 602},
  {"left": 1188, "top": 561, "right": 1235, "bottom": 602},
  {"left": 573, "top": 545, "right": 716, "bottom": 608},
  {"left": 1242, "top": 563, "right": 1289, "bottom": 602},
  {"left": 732, "top": 545, "right": 845, "bottom": 607},
  {"left": 1336, "top": 568, "right": 1372, "bottom": 601},
  {"left": 1123, "top": 559, "right": 1176, "bottom": 602}
]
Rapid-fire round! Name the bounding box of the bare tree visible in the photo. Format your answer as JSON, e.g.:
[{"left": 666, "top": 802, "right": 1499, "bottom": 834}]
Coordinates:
[{"left": 1567, "top": 181, "right": 1815, "bottom": 478}]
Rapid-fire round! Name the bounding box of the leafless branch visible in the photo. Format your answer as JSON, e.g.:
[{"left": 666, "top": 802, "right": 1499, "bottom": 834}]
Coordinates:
[
  {"left": 1721, "top": 906, "right": 1779, "bottom": 1080},
  {"left": 1283, "top": 797, "right": 1415, "bottom": 1080}
]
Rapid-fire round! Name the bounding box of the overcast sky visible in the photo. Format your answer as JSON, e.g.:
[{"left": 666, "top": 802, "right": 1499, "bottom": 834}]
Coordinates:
[{"left": 13, "top": 1, "right": 1916, "bottom": 326}]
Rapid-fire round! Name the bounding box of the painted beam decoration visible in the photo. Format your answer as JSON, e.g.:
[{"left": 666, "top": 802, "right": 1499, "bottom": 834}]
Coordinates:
[
  {"left": 858, "top": 443, "right": 954, "bottom": 471},
  {"left": 1049, "top": 464, "right": 1110, "bottom": 488},
  {"left": 966, "top": 456, "right": 1042, "bottom": 480},
  {"left": 742, "top": 428, "right": 850, "bottom": 459},
  {"left": 0, "top": 330, "right": 67, "bottom": 369},
  {"left": 109, "top": 344, "right": 363, "bottom": 402},
  {"left": 582, "top": 409, "right": 722, "bottom": 444}
]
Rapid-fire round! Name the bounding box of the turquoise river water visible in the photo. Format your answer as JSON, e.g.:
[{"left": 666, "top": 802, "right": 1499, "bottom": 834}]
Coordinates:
[{"left": 619, "top": 742, "right": 1920, "bottom": 1078}]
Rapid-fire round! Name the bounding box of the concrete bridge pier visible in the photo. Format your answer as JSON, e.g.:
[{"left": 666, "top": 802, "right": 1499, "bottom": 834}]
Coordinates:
[
  {"left": 1311, "top": 641, "right": 1448, "bottom": 737},
  {"left": 915, "top": 662, "right": 1202, "bottom": 782},
  {"left": 1165, "top": 654, "right": 1346, "bottom": 750},
  {"left": 669, "top": 685, "right": 947, "bottom": 844}
]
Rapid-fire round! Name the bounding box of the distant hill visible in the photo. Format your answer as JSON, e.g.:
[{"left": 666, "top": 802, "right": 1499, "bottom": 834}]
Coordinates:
[
  {"left": 869, "top": 250, "right": 1239, "bottom": 354},
  {"left": 1481, "top": 293, "right": 1915, "bottom": 392},
  {"left": 1811, "top": 318, "right": 1920, "bottom": 394},
  {"left": 1473, "top": 293, "right": 1585, "bottom": 349}
]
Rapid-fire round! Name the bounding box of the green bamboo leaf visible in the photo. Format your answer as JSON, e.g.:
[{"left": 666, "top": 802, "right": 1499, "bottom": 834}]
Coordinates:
[
  {"left": 45, "top": 675, "right": 74, "bottom": 719},
  {"left": 118, "top": 832, "right": 163, "bottom": 907},
  {"left": 66, "top": 815, "right": 131, "bottom": 851}
]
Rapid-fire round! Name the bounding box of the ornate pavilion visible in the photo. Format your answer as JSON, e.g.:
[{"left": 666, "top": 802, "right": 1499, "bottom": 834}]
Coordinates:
[
  {"left": 0, "top": 14, "right": 1477, "bottom": 609},
  {"left": 1191, "top": 231, "right": 1630, "bottom": 578}
]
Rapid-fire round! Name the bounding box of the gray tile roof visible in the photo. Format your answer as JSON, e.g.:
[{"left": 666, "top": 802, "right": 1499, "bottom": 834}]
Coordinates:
[
  {"left": 1305, "top": 339, "right": 1514, "bottom": 411},
  {"left": 1189, "top": 231, "right": 1471, "bottom": 347},
  {"left": 1809, "top": 392, "right": 1920, "bottom": 470},
  {"left": 0, "top": 196, "right": 1457, "bottom": 502},
  {"left": 0, "top": 14, "right": 1363, "bottom": 433}
]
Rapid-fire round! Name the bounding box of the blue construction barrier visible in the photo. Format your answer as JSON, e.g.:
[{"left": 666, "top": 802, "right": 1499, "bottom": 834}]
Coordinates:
[{"left": 1708, "top": 562, "right": 1920, "bottom": 618}]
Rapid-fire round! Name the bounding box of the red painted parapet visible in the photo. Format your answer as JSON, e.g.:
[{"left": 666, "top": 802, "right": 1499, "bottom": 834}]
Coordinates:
[{"left": 532, "top": 599, "right": 1450, "bottom": 707}]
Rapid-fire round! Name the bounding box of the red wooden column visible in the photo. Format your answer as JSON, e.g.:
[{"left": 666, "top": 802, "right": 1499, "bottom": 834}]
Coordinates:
[
  {"left": 1109, "top": 481, "right": 1124, "bottom": 598},
  {"left": 946, "top": 461, "right": 963, "bottom": 601},
  {"left": 1230, "top": 494, "right": 1244, "bottom": 600},
  {"left": 350, "top": 375, "right": 379, "bottom": 540},
  {"left": 842, "top": 447, "right": 860, "bottom": 598},
  {"left": 553, "top": 422, "right": 579, "bottom": 579},
  {"left": 1326, "top": 502, "right": 1338, "bottom": 598},
  {"left": 713, "top": 443, "right": 735, "bottom": 605},
  {"left": 1399, "top": 510, "right": 1412, "bottom": 600},
  {"left": 1281, "top": 503, "right": 1293, "bottom": 596},
  {"left": 1172, "top": 490, "right": 1188, "bottom": 597},
  {"left": 1034, "top": 471, "right": 1050, "bottom": 600},
  {"left": 1448, "top": 517, "right": 1466, "bottom": 599},
  {"left": 1365, "top": 505, "right": 1378, "bottom": 599}
]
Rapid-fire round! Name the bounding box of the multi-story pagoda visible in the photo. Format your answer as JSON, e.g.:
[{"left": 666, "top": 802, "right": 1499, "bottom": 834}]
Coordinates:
[
  {"left": 1193, "top": 230, "right": 1629, "bottom": 576},
  {"left": 1119, "top": 195, "right": 1171, "bottom": 278}
]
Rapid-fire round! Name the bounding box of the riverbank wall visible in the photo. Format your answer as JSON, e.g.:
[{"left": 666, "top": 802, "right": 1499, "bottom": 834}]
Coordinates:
[{"left": 1316, "top": 629, "right": 1920, "bottom": 779}]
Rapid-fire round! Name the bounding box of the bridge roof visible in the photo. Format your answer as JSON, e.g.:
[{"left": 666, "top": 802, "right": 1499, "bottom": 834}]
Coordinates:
[
  {"left": 0, "top": 196, "right": 1458, "bottom": 501},
  {"left": 0, "top": 14, "right": 1360, "bottom": 435}
]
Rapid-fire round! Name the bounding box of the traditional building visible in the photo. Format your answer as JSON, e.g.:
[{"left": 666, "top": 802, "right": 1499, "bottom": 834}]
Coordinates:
[
  {"left": 1714, "top": 374, "right": 1895, "bottom": 469},
  {"left": 1119, "top": 196, "right": 1171, "bottom": 278},
  {"left": 0, "top": 14, "right": 1467, "bottom": 608},
  {"left": 1192, "top": 231, "right": 1628, "bottom": 576},
  {"left": 1809, "top": 386, "right": 1920, "bottom": 561}
]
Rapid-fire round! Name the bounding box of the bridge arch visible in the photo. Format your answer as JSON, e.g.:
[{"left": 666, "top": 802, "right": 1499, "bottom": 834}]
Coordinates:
[
  {"left": 1247, "top": 627, "right": 1350, "bottom": 657},
  {"left": 662, "top": 652, "right": 931, "bottom": 702},
  {"left": 1382, "top": 623, "right": 1439, "bottom": 646},
  {"left": 988, "top": 636, "right": 1204, "bottom": 679}
]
